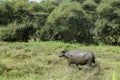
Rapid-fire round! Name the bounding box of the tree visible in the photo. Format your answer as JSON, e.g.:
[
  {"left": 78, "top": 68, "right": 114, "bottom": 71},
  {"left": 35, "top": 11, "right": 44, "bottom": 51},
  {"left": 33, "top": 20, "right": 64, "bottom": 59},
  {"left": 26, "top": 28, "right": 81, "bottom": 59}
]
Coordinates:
[
  {"left": 0, "top": 0, "right": 14, "bottom": 25},
  {"left": 82, "top": 0, "right": 97, "bottom": 12},
  {"left": 94, "top": 0, "right": 120, "bottom": 45},
  {"left": 40, "top": 2, "right": 91, "bottom": 42},
  {"left": 82, "top": 0, "right": 97, "bottom": 38},
  {"left": 30, "top": 1, "right": 56, "bottom": 41},
  {"left": 93, "top": 0, "right": 102, "bottom": 4},
  {"left": 0, "top": 22, "right": 36, "bottom": 42},
  {"left": 70, "top": 0, "right": 86, "bottom": 3},
  {"left": 42, "top": 0, "right": 70, "bottom": 5},
  {"left": 0, "top": 0, "right": 57, "bottom": 41}
]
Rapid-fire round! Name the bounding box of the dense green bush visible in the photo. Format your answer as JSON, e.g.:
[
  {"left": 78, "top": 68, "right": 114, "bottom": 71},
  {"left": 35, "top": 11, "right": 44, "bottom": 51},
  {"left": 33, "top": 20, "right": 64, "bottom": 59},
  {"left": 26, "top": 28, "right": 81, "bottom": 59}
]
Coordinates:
[
  {"left": 94, "top": 0, "right": 120, "bottom": 45},
  {"left": 0, "top": 0, "right": 56, "bottom": 41},
  {"left": 40, "top": 2, "right": 92, "bottom": 42},
  {"left": 70, "top": 0, "right": 86, "bottom": 3},
  {"left": 0, "top": 22, "right": 36, "bottom": 42},
  {"left": 82, "top": 0, "right": 97, "bottom": 12},
  {"left": 31, "top": 1, "right": 57, "bottom": 40},
  {"left": 93, "top": 0, "right": 102, "bottom": 4},
  {"left": 82, "top": 0, "right": 97, "bottom": 36},
  {"left": 0, "top": 0, "right": 120, "bottom": 45}
]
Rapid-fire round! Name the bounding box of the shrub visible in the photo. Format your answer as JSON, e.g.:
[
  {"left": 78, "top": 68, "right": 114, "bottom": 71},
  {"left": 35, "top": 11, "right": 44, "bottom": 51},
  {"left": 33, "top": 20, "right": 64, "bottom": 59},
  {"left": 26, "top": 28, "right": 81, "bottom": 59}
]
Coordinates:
[
  {"left": 94, "top": 1, "right": 120, "bottom": 45},
  {"left": 0, "top": 22, "right": 36, "bottom": 42},
  {"left": 40, "top": 2, "right": 92, "bottom": 43}
]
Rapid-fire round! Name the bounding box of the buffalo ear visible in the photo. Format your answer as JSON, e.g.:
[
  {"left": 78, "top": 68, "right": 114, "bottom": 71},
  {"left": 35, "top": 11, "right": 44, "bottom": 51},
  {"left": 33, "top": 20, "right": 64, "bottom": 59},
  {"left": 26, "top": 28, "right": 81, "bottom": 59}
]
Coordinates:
[{"left": 62, "top": 50, "right": 68, "bottom": 53}]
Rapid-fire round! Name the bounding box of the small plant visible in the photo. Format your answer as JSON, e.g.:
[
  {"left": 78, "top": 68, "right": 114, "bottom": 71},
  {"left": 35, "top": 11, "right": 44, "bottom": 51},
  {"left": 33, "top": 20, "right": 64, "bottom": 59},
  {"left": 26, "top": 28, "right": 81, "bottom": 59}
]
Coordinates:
[{"left": 112, "top": 71, "right": 117, "bottom": 80}]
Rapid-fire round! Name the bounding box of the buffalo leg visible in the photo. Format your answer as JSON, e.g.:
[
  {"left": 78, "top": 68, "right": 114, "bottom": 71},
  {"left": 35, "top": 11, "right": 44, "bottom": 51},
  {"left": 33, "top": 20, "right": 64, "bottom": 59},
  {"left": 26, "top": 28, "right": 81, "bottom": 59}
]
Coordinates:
[
  {"left": 68, "top": 62, "right": 71, "bottom": 66},
  {"left": 76, "top": 64, "right": 81, "bottom": 70},
  {"left": 87, "top": 60, "right": 92, "bottom": 69}
]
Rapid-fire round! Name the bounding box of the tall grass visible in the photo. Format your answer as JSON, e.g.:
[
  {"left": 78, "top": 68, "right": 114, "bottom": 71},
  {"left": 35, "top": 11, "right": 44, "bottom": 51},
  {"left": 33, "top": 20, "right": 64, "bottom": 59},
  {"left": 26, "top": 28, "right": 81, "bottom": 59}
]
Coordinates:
[
  {"left": 112, "top": 71, "right": 117, "bottom": 80},
  {"left": 0, "top": 41, "right": 120, "bottom": 80}
]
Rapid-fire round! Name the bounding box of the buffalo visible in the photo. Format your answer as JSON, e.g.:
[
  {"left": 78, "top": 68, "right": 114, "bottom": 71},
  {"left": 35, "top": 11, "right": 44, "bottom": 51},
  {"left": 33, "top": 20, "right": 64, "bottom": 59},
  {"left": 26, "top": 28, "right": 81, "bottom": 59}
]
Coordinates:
[{"left": 59, "top": 49, "right": 95, "bottom": 69}]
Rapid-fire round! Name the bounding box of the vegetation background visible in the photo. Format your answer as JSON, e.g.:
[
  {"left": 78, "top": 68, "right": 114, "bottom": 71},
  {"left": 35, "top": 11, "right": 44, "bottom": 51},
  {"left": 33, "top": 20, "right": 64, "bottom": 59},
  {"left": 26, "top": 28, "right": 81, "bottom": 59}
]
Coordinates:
[
  {"left": 0, "top": 0, "right": 120, "bottom": 45},
  {"left": 0, "top": 0, "right": 120, "bottom": 80},
  {"left": 0, "top": 41, "right": 120, "bottom": 80}
]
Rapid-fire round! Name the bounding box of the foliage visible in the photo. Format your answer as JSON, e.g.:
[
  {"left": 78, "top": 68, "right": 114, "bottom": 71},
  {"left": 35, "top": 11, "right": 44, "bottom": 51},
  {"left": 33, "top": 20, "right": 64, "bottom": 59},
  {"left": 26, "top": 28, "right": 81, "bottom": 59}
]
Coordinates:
[
  {"left": 70, "top": 0, "right": 86, "bottom": 3},
  {"left": 93, "top": 0, "right": 102, "bottom": 4},
  {"left": 42, "top": 0, "right": 70, "bottom": 5},
  {"left": 29, "top": 1, "right": 57, "bottom": 40},
  {"left": 38, "top": 1, "right": 56, "bottom": 13},
  {"left": 41, "top": 2, "right": 92, "bottom": 42},
  {"left": 0, "top": 0, "right": 120, "bottom": 45},
  {"left": 82, "top": 0, "right": 97, "bottom": 38},
  {"left": 0, "top": 22, "right": 36, "bottom": 42},
  {"left": 0, "top": 0, "right": 15, "bottom": 25},
  {"left": 0, "top": 0, "right": 56, "bottom": 42},
  {"left": 94, "top": 0, "right": 120, "bottom": 45},
  {"left": 82, "top": 0, "right": 97, "bottom": 12}
]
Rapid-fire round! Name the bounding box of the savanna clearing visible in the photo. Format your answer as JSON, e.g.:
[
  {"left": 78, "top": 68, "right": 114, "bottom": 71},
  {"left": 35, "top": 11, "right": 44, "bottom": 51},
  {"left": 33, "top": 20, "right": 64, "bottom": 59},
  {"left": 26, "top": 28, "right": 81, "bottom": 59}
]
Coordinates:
[{"left": 0, "top": 41, "right": 120, "bottom": 80}]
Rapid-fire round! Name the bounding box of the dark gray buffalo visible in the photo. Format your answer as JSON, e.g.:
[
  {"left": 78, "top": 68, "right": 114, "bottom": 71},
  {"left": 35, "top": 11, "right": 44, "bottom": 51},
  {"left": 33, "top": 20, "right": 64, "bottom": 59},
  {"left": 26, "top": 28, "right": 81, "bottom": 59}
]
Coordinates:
[{"left": 59, "top": 50, "right": 95, "bottom": 69}]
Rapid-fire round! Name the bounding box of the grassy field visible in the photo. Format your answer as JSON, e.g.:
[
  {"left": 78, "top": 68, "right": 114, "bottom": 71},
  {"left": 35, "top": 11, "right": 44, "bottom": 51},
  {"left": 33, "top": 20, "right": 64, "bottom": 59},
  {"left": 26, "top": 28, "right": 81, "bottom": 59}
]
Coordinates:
[{"left": 0, "top": 41, "right": 120, "bottom": 80}]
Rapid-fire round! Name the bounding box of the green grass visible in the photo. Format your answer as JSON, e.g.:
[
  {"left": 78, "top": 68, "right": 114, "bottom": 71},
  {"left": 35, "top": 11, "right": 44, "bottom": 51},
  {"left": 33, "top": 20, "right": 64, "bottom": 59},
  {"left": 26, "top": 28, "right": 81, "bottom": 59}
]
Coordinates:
[
  {"left": 112, "top": 71, "right": 118, "bottom": 80},
  {"left": 0, "top": 41, "right": 120, "bottom": 80}
]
